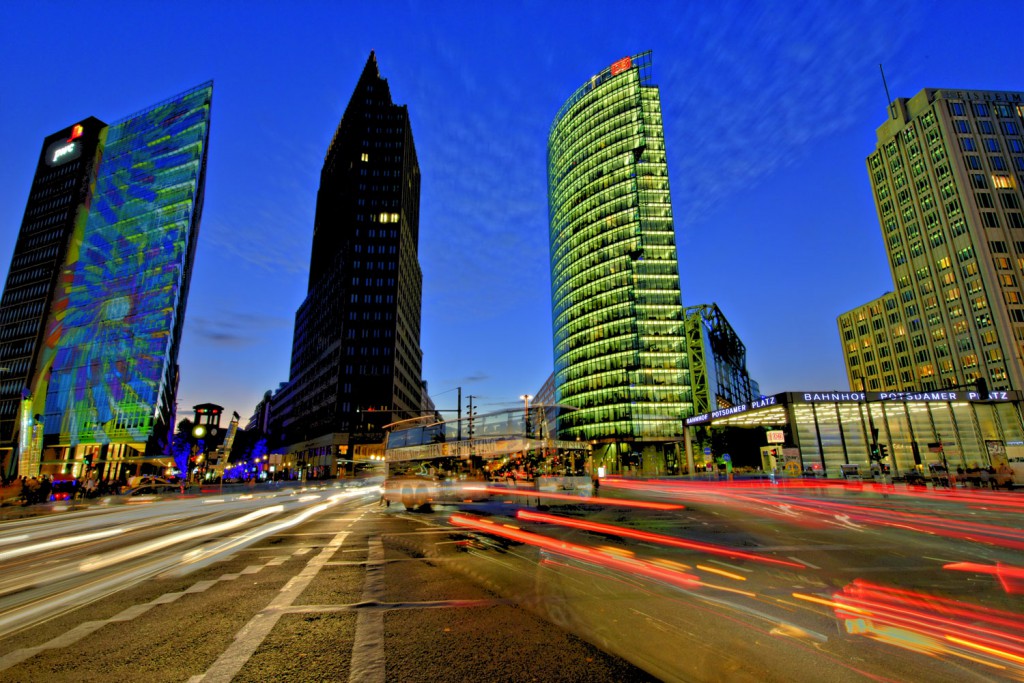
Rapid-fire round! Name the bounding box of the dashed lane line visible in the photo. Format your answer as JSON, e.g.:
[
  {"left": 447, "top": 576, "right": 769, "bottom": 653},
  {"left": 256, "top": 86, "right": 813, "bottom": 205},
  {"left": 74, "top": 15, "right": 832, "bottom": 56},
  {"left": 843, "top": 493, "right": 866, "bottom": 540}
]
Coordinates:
[
  {"left": 189, "top": 511, "right": 365, "bottom": 683},
  {"left": 348, "top": 535, "right": 386, "bottom": 683},
  {"left": 0, "top": 551, "right": 293, "bottom": 672}
]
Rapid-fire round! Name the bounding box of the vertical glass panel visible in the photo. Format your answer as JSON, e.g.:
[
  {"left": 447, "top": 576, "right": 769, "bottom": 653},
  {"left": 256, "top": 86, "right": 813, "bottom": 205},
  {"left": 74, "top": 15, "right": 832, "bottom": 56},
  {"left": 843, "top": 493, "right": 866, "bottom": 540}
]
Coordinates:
[
  {"left": 839, "top": 403, "right": 868, "bottom": 466},
  {"left": 995, "top": 403, "right": 1024, "bottom": 444},
  {"left": 951, "top": 403, "right": 985, "bottom": 468},
  {"left": 814, "top": 403, "right": 845, "bottom": 475},
  {"left": 928, "top": 403, "right": 960, "bottom": 468},
  {"left": 791, "top": 404, "right": 822, "bottom": 470},
  {"left": 905, "top": 403, "right": 936, "bottom": 468},
  {"left": 975, "top": 403, "right": 1000, "bottom": 442},
  {"left": 868, "top": 403, "right": 899, "bottom": 473},
  {"left": 883, "top": 404, "right": 915, "bottom": 475}
]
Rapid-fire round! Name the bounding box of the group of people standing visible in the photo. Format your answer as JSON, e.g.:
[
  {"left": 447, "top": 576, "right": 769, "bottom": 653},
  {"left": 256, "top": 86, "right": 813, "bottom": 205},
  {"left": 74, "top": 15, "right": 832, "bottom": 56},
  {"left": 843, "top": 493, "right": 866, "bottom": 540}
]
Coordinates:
[{"left": 11, "top": 473, "right": 120, "bottom": 505}]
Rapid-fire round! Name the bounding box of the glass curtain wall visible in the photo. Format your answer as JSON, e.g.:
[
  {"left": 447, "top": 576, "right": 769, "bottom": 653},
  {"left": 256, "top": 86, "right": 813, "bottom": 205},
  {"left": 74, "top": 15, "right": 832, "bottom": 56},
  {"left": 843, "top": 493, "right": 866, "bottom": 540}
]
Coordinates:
[
  {"left": 951, "top": 403, "right": 985, "bottom": 466},
  {"left": 813, "top": 404, "right": 845, "bottom": 474},
  {"left": 791, "top": 403, "right": 821, "bottom": 468},
  {"left": 548, "top": 52, "right": 688, "bottom": 443},
  {"left": 33, "top": 83, "right": 213, "bottom": 451}
]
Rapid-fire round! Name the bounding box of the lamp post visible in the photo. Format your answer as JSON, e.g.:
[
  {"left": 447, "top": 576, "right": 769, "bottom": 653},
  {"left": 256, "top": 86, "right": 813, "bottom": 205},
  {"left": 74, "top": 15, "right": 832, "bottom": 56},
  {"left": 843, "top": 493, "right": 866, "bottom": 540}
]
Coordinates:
[{"left": 519, "top": 394, "right": 533, "bottom": 436}]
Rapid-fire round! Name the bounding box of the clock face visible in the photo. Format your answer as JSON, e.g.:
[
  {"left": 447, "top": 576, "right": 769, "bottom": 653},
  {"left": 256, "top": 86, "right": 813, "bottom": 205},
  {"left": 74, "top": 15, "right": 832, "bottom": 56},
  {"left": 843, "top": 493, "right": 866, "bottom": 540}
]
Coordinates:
[{"left": 210, "top": 428, "right": 219, "bottom": 437}]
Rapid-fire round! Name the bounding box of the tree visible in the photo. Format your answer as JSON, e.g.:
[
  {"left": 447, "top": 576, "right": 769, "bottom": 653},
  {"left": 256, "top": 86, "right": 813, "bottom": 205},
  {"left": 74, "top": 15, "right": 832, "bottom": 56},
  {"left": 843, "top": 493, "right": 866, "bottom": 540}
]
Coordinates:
[{"left": 170, "top": 428, "right": 192, "bottom": 479}]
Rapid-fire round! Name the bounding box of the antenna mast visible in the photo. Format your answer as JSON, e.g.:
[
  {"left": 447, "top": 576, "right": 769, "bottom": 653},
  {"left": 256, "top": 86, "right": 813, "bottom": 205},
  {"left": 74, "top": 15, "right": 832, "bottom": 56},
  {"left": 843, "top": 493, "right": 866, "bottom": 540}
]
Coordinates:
[{"left": 879, "top": 64, "right": 894, "bottom": 118}]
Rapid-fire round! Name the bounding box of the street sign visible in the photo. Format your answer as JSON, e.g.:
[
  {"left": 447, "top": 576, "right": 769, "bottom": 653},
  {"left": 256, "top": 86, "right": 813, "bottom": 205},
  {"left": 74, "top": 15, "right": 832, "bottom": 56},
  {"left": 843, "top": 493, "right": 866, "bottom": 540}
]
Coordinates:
[
  {"left": 766, "top": 430, "right": 784, "bottom": 444},
  {"left": 722, "top": 454, "right": 731, "bottom": 462},
  {"left": 703, "top": 447, "right": 711, "bottom": 455}
]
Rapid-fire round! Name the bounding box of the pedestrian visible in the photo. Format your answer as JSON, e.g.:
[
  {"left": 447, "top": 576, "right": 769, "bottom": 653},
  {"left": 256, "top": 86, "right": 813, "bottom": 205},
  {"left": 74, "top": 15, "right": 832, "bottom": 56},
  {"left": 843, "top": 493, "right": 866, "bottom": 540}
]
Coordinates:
[
  {"left": 980, "top": 467, "right": 991, "bottom": 489},
  {"left": 25, "top": 476, "right": 40, "bottom": 505}
]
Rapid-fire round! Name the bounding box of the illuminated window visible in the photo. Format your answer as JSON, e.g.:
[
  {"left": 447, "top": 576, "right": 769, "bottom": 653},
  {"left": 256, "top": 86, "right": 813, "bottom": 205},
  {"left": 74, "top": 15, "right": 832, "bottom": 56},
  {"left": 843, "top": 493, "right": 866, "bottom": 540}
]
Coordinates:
[
  {"left": 361, "top": 153, "right": 369, "bottom": 162},
  {"left": 993, "top": 174, "right": 1015, "bottom": 189}
]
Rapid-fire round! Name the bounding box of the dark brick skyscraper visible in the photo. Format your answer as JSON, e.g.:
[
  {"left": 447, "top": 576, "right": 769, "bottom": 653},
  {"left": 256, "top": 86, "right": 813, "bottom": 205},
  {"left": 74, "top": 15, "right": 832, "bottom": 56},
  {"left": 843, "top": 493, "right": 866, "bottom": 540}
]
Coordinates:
[{"left": 273, "top": 52, "right": 425, "bottom": 470}]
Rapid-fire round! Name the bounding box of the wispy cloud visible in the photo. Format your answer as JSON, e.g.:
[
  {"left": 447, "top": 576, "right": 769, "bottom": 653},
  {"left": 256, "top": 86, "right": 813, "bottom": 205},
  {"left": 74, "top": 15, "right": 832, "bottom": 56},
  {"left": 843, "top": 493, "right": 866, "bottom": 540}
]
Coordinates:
[
  {"left": 189, "top": 312, "right": 291, "bottom": 348},
  {"left": 659, "top": 2, "right": 922, "bottom": 234}
]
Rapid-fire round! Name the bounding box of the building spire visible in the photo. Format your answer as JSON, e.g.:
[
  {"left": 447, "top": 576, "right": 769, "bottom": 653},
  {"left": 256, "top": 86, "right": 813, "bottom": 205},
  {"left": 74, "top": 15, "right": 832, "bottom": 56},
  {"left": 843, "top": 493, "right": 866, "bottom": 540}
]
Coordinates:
[{"left": 363, "top": 50, "right": 380, "bottom": 79}]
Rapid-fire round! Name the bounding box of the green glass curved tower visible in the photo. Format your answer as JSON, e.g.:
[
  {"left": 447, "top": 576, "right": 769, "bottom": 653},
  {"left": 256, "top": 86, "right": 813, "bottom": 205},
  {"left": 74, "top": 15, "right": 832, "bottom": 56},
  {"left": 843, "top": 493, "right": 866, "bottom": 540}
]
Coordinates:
[{"left": 548, "top": 52, "right": 690, "bottom": 468}]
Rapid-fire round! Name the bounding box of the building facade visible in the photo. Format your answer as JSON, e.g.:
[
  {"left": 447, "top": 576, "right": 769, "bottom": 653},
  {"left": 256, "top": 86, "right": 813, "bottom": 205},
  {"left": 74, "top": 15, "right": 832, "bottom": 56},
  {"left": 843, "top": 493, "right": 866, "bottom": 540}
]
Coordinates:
[
  {"left": 841, "top": 89, "right": 1024, "bottom": 393},
  {"left": 686, "top": 389, "right": 1024, "bottom": 481},
  {"left": 271, "top": 52, "right": 425, "bottom": 474},
  {"left": 548, "top": 52, "right": 690, "bottom": 472},
  {"left": 684, "top": 303, "right": 760, "bottom": 415},
  {"left": 0, "top": 83, "right": 213, "bottom": 477}
]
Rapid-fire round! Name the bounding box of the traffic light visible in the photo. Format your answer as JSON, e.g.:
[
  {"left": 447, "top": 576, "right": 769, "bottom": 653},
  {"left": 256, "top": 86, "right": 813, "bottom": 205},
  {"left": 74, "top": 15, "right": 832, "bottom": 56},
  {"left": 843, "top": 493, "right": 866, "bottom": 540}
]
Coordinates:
[
  {"left": 84, "top": 452, "right": 94, "bottom": 468},
  {"left": 879, "top": 444, "right": 888, "bottom": 460},
  {"left": 869, "top": 444, "right": 880, "bottom": 462}
]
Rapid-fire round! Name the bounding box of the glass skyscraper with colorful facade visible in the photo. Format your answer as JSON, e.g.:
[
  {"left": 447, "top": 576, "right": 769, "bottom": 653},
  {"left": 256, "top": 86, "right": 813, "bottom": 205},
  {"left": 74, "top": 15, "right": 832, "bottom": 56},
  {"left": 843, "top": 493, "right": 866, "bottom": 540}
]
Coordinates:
[
  {"left": 548, "top": 52, "right": 690, "bottom": 471},
  {"left": 0, "top": 83, "right": 213, "bottom": 477}
]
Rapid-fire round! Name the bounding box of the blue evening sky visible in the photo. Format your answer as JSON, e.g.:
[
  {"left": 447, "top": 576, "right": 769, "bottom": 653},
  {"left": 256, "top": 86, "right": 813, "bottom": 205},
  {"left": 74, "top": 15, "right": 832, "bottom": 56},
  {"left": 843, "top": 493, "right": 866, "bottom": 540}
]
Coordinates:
[{"left": 1, "top": 1, "right": 1022, "bottom": 420}]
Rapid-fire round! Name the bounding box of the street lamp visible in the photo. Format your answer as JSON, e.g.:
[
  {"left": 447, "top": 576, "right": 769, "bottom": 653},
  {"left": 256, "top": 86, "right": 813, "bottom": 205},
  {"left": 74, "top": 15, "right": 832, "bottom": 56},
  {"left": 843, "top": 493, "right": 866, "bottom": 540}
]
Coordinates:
[{"left": 520, "top": 394, "right": 533, "bottom": 436}]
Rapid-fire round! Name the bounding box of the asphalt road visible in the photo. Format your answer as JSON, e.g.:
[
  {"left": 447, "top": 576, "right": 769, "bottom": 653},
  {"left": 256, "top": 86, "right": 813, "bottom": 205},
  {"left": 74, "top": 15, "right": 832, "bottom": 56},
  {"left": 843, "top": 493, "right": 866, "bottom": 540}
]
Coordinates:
[{"left": 0, "top": 478, "right": 1021, "bottom": 682}]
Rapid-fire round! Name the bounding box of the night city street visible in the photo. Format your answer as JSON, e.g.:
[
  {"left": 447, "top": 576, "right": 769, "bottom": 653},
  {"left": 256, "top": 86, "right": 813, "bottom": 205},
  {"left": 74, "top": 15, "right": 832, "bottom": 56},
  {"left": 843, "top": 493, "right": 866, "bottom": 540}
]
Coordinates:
[
  {"left": 3, "top": 3, "right": 1024, "bottom": 681},
  {"left": 0, "top": 479, "right": 1021, "bottom": 682}
]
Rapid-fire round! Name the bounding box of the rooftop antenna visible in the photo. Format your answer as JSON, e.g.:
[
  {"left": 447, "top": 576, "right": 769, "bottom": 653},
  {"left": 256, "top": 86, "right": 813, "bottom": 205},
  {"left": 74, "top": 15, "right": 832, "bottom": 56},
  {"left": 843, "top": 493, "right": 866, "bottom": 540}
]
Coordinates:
[{"left": 879, "top": 64, "right": 894, "bottom": 119}]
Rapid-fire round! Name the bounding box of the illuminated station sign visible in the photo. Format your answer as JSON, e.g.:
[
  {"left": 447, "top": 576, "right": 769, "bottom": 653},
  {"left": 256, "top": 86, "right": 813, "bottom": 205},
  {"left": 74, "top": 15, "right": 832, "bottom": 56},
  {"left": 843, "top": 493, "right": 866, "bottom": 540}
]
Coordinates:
[{"left": 685, "top": 389, "right": 1019, "bottom": 426}]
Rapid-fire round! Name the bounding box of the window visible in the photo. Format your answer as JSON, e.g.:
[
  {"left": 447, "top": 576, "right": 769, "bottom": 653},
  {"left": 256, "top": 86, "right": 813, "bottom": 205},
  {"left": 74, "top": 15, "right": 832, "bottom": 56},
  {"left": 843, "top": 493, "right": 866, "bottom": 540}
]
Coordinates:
[
  {"left": 985, "top": 138, "right": 1001, "bottom": 153},
  {"left": 977, "top": 192, "right": 994, "bottom": 208},
  {"left": 983, "top": 212, "right": 1000, "bottom": 228},
  {"left": 994, "top": 174, "right": 1016, "bottom": 190},
  {"left": 950, "top": 102, "right": 966, "bottom": 116},
  {"left": 966, "top": 155, "right": 982, "bottom": 170},
  {"left": 360, "top": 153, "right": 369, "bottom": 162},
  {"left": 1001, "top": 121, "right": 1021, "bottom": 135},
  {"left": 973, "top": 103, "right": 990, "bottom": 117},
  {"left": 992, "top": 156, "right": 1008, "bottom": 171},
  {"left": 961, "top": 138, "right": 977, "bottom": 152}
]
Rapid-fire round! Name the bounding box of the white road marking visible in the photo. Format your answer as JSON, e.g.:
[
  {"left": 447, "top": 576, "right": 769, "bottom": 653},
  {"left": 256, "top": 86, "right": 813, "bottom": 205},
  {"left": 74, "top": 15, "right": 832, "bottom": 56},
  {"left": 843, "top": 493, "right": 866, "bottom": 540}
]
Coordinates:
[
  {"left": 707, "top": 559, "right": 753, "bottom": 573},
  {"left": 349, "top": 536, "right": 386, "bottom": 683},
  {"left": 189, "top": 512, "right": 362, "bottom": 683},
  {"left": 789, "top": 556, "right": 820, "bottom": 569},
  {"left": 0, "top": 551, "right": 290, "bottom": 672}
]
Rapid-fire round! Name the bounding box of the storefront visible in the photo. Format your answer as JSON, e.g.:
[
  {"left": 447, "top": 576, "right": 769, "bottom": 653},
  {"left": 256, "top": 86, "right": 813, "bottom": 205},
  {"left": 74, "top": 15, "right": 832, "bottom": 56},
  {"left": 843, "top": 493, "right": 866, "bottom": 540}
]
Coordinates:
[{"left": 684, "top": 390, "right": 1024, "bottom": 478}]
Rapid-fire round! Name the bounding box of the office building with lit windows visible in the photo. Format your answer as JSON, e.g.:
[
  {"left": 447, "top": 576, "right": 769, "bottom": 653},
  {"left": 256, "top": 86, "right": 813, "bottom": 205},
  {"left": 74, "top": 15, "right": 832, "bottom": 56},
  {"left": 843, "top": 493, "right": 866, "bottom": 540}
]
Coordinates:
[
  {"left": 0, "top": 83, "right": 213, "bottom": 477},
  {"left": 548, "top": 51, "right": 690, "bottom": 474},
  {"left": 840, "top": 88, "right": 1024, "bottom": 394},
  {"left": 271, "top": 52, "right": 425, "bottom": 474}
]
